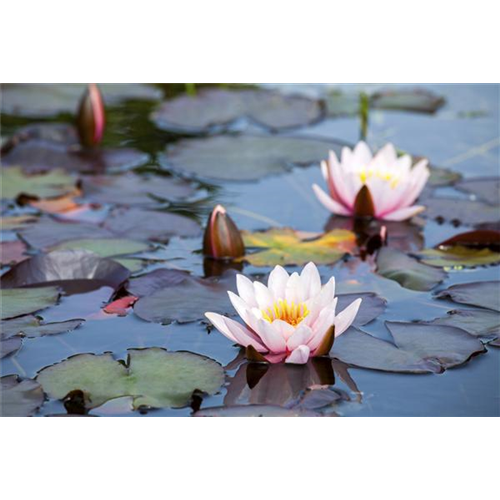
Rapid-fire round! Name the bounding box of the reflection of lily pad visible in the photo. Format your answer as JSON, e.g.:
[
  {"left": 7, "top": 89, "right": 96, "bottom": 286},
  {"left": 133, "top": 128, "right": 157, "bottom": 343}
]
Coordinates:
[
  {"left": 160, "top": 135, "right": 343, "bottom": 182},
  {"left": 0, "top": 287, "right": 60, "bottom": 319},
  {"left": 133, "top": 271, "right": 237, "bottom": 324},
  {"left": 37, "top": 348, "right": 225, "bottom": 410},
  {"left": 376, "top": 247, "right": 447, "bottom": 291},
  {"left": 0, "top": 375, "right": 45, "bottom": 417},
  {"left": 435, "top": 281, "right": 500, "bottom": 312},
  {"left": 82, "top": 174, "right": 195, "bottom": 206},
  {"left": 418, "top": 246, "right": 500, "bottom": 268},
  {"left": 0, "top": 250, "right": 130, "bottom": 293},
  {"left": 240, "top": 228, "right": 355, "bottom": 267},
  {"left": 102, "top": 207, "right": 201, "bottom": 242},
  {"left": 151, "top": 88, "right": 323, "bottom": 134},
  {"left": 2, "top": 83, "right": 162, "bottom": 117},
  {"left": 422, "top": 309, "right": 499, "bottom": 341},
  {"left": 1, "top": 167, "right": 77, "bottom": 200}
]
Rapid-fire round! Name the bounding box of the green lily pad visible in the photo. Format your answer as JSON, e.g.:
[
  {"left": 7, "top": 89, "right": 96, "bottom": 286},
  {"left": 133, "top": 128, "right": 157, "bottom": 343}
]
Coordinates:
[
  {"left": 435, "top": 281, "right": 500, "bottom": 312},
  {"left": 0, "top": 375, "right": 45, "bottom": 417},
  {"left": 37, "top": 348, "right": 225, "bottom": 410},
  {"left": 1, "top": 167, "right": 77, "bottom": 200},
  {"left": 151, "top": 88, "right": 323, "bottom": 134},
  {"left": 0, "top": 287, "right": 60, "bottom": 319},
  {"left": 159, "top": 135, "right": 344, "bottom": 182},
  {"left": 376, "top": 247, "right": 447, "bottom": 291},
  {"left": 0, "top": 315, "right": 84, "bottom": 338},
  {"left": 417, "top": 246, "right": 500, "bottom": 268},
  {"left": 371, "top": 88, "right": 445, "bottom": 114},
  {"left": 49, "top": 238, "right": 151, "bottom": 259},
  {"left": 1, "top": 83, "right": 162, "bottom": 117},
  {"left": 428, "top": 166, "right": 462, "bottom": 187},
  {"left": 240, "top": 228, "right": 355, "bottom": 267}
]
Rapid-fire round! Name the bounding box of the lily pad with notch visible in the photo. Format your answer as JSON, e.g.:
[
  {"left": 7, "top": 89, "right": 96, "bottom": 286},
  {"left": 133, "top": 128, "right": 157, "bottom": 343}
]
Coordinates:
[
  {"left": 435, "top": 281, "right": 500, "bottom": 312},
  {"left": 36, "top": 348, "right": 225, "bottom": 411}
]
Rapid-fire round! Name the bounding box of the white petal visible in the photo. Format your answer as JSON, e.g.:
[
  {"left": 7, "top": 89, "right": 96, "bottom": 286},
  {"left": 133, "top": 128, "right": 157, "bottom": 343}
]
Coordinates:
[
  {"left": 312, "top": 184, "right": 351, "bottom": 216},
  {"left": 300, "top": 261, "right": 322, "bottom": 299},
  {"left": 271, "top": 319, "right": 295, "bottom": 341},
  {"left": 228, "top": 291, "right": 254, "bottom": 326},
  {"left": 287, "top": 323, "right": 314, "bottom": 351},
  {"left": 267, "top": 265, "right": 289, "bottom": 300},
  {"left": 236, "top": 274, "right": 258, "bottom": 307},
  {"left": 254, "top": 318, "right": 287, "bottom": 353},
  {"left": 286, "top": 345, "right": 311, "bottom": 364},
  {"left": 285, "top": 272, "right": 304, "bottom": 304},
  {"left": 253, "top": 281, "right": 274, "bottom": 310},
  {"left": 334, "top": 298, "right": 362, "bottom": 337}
]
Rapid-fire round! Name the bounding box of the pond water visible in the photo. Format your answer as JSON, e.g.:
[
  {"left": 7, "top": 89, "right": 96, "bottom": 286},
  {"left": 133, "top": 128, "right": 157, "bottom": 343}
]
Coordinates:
[{"left": 1, "top": 83, "right": 499, "bottom": 417}]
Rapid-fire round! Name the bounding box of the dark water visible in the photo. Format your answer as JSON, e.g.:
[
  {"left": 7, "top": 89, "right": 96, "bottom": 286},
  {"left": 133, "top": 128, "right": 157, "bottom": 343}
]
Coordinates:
[{"left": 1, "top": 83, "right": 499, "bottom": 416}]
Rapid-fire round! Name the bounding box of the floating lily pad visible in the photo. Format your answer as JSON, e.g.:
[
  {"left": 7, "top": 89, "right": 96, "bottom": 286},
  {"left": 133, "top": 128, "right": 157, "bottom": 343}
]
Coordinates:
[
  {"left": 422, "top": 309, "right": 499, "bottom": 341},
  {"left": 437, "top": 230, "right": 500, "bottom": 248},
  {"left": 2, "top": 140, "right": 149, "bottom": 174},
  {"left": 0, "top": 315, "right": 84, "bottom": 338},
  {"left": 0, "top": 240, "right": 28, "bottom": 266},
  {"left": 0, "top": 287, "right": 60, "bottom": 319},
  {"left": 386, "top": 321, "right": 485, "bottom": 370},
  {"left": 160, "top": 135, "right": 343, "bottom": 182},
  {"left": 1, "top": 167, "right": 77, "bottom": 200},
  {"left": 19, "top": 218, "right": 115, "bottom": 250},
  {"left": 456, "top": 177, "right": 499, "bottom": 205},
  {"left": 102, "top": 207, "right": 201, "bottom": 242},
  {"left": 418, "top": 246, "right": 500, "bottom": 268},
  {"left": 428, "top": 166, "right": 462, "bottom": 187},
  {"left": 81, "top": 173, "right": 195, "bottom": 206},
  {"left": 2, "top": 83, "right": 163, "bottom": 117},
  {"left": 435, "top": 281, "right": 500, "bottom": 312},
  {"left": 37, "top": 348, "right": 225, "bottom": 410},
  {"left": 151, "top": 88, "right": 323, "bottom": 134},
  {"left": 337, "top": 293, "right": 387, "bottom": 327},
  {"left": 0, "top": 215, "right": 38, "bottom": 231},
  {"left": 423, "top": 197, "right": 500, "bottom": 226},
  {"left": 0, "top": 375, "right": 45, "bottom": 417},
  {"left": 0, "top": 330, "right": 23, "bottom": 359},
  {"left": 49, "top": 238, "right": 151, "bottom": 259},
  {"left": 133, "top": 271, "right": 237, "bottom": 324},
  {"left": 0, "top": 250, "right": 130, "bottom": 293},
  {"left": 240, "top": 228, "right": 355, "bottom": 267},
  {"left": 376, "top": 247, "right": 447, "bottom": 291},
  {"left": 332, "top": 328, "right": 439, "bottom": 373},
  {"left": 126, "top": 268, "right": 192, "bottom": 297},
  {"left": 193, "top": 405, "right": 320, "bottom": 417},
  {"left": 371, "top": 88, "right": 445, "bottom": 114}
]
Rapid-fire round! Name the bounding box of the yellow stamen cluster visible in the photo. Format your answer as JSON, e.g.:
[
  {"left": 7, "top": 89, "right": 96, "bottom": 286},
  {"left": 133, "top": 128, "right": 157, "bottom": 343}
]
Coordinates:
[
  {"left": 262, "top": 299, "right": 310, "bottom": 327},
  {"left": 359, "top": 167, "right": 400, "bottom": 188}
]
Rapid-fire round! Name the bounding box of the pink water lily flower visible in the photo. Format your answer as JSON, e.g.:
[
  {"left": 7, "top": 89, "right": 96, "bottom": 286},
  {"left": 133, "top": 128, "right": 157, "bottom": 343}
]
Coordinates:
[
  {"left": 312, "top": 141, "right": 430, "bottom": 221},
  {"left": 205, "top": 262, "right": 361, "bottom": 364}
]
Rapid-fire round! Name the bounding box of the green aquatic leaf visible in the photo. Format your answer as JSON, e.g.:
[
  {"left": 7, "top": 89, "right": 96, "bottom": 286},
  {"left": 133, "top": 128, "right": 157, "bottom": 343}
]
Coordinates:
[
  {"left": 37, "top": 348, "right": 225, "bottom": 410},
  {"left": 418, "top": 246, "right": 500, "bottom": 268},
  {"left": 0, "top": 287, "right": 60, "bottom": 320}
]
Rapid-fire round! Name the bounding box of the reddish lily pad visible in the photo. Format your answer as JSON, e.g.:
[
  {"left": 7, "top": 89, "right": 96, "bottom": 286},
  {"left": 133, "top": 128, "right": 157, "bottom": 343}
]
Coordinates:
[
  {"left": 0, "top": 240, "right": 29, "bottom": 266},
  {"left": 151, "top": 88, "right": 323, "bottom": 134},
  {"left": 160, "top": 135, "right": 344, "bottom": 182},
  {"left": 133, "top": 271, "right": 238, "bottom": 324},
  {"left": 0, "top": 250, "right": 130, "bottom": 294},
  {"left": 417, "top": 246, "right": 500, "bottom": 268},
  {"left": 376, "top": 247, "right": 447, "bottom": 291},
  {"left": 437, "top": 230, "right": 500, "bottom": 248},
  {"left": 0, "top": 375, "right": 45, "bottom": 417},
  {"left": 435, "top": 281, "right": 500, "bottom": 312}
]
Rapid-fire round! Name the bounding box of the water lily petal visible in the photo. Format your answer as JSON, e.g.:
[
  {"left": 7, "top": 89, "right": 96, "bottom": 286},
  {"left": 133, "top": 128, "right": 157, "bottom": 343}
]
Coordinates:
[
  {"left": 255, "top": 318, "right": 287, "bottom": 353},
  {"left": 287, "top": 323, "right": 314, "bottom": 351},
  {"left": 285, "top": 272, "right": 304, "bottom": 304},
  {"left": 236, "top": 274, "right": 258, "bottom": 307},
  {"left": 335, "top": 298, "right": 362, "bottom": 337},
  {"left": 272, "top": 319, "right": 296, "bottom": 341},
  {"left": 300, "top": 261, "right": 322, "bottom": 299},
  {"left": 267, "top": 265, "right": 289, "bottom": 300},
  {"left": 286, "top": 345, "right": 311, "bottom": 364},
  {"left": 253, "top": 281, "right": 275, "bottom": 309},
  {"left": 312, "top": 184, "right": 351, "bottom": 215}
]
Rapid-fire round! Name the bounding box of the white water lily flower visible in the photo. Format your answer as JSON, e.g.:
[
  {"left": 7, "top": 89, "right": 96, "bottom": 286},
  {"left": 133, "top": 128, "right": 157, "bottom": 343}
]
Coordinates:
[
  {"left": 312, "top": 141, "right": 430, "bottom": 221},
  {"left": 205, "top": 262, "right": 361, "bottom": 364}
]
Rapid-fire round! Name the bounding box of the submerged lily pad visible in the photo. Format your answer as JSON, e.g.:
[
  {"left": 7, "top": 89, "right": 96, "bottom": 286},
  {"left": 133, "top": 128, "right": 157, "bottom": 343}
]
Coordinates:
[
  {"left": 0, "top": 375, "right": 45, "bottom": 417},
  {"left": 2, "top": 83, "right": 162, "bottom": 117},
  {"left": 456, "top": 177, "right": 499, "bottom": 206},
  {"left": 0, "top": 287, "right": 60, "bottom": 319},
  {"left": 418, "top": 246, "right": 500, "bottom": 268},
  {"left": 422, "top": 309, "right": 499, "bottom": 341},
  {"left": 37, "top": 348, "right": 225, "bottom": 410},
  {"left": 1, "top": 167, "right": 77, "bottom": 200},
  {"left": 376, "top": 247, "right": 447, "bottom": 291},
  {"left": 240, "top": 228, "right": 356, "bottom": 267},
  {"left": 151, "top": 88, "right": 323, "bottom": 134},
  {"left": 435, "top": 281, "right": 500, "bottom": 312},
  {"left": 82, "top": 174, "right": 195, "bottom": 206},
  {"left": 0, "top": 315, "right": 84, "bottom": 338},
  {"left": 160, "top": 135, "right": 343, "bottom": 182},
  {"left": 102, "top": 207, "right": 201, "bottom": 242},
  {"left": 133, "top": 271, "right": 237, "bottom": 324},
  {"left": 0, "top": 250, "right": 130, "bottom": 293}
]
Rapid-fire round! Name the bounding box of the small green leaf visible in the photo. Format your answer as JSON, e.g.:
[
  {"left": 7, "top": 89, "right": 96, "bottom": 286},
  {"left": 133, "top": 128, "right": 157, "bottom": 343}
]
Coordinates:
[{"left": 0, "top": 287, "right": 60, "bottom": 320}]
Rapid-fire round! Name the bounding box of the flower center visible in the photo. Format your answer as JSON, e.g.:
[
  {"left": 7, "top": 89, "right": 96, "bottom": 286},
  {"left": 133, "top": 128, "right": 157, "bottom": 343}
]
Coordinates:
[
  {"left": 359, "top": 167, "right": 400, "bottom": 188},
  {"left": 261, "top": 299, "right": 310, "bottom": 326}
]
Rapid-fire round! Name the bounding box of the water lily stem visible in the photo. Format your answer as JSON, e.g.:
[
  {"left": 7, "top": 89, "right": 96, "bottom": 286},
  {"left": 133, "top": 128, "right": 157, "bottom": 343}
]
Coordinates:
[
  {"left": 359, "top": 92, "right": 370, "bottom": 141},
  {"left": 185, "top": 83, "right": 197, "bottom": 96}
]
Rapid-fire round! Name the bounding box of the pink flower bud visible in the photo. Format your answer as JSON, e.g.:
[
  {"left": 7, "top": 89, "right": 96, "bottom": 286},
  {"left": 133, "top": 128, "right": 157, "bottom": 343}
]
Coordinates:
[
  {"left": 203, "top": 205, "right": 245, "bottom": 259},
  {"left": 76, "top": 84, "right": 105, "bottom": 147}
]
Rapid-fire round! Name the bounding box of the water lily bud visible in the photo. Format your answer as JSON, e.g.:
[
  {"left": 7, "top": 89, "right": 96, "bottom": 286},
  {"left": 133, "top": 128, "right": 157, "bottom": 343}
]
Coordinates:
[
  {"left": 203, "top": 205, "right": 245, "bottom": 259},
  {"left": 76, "top": 84, "right": 105, "bottom": 147}
]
